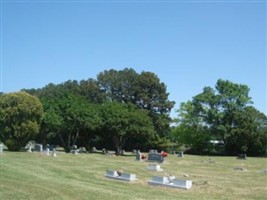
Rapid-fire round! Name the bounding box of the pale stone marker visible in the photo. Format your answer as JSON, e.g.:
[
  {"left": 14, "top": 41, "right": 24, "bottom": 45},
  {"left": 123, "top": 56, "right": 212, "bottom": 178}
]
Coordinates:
[
  {"left": 105, "top": 170, "right": 137, "bottom": 181},
  {"left": 27, "top": 144, "right": 32, "bottom": 153},
  {"left": 46, "top": 147, "right": 50, "bottom": 156},
  {"left": 147, "top": 163, "right": 163, "bottom": 171},
  {"left": 92, "top": 147, "right": 97, "bottom": 153},
  {"left": 52, "top": 148, "right": 56, "bottom": 157},
  {"left": 0, "top": 144, "right": 3, "bottom": 153},
  {"left": 136, "top": 150, "right": 142, "bottom": 161},
  {"left": 148, "top": 176, "right": 192, "bottom": 189}
]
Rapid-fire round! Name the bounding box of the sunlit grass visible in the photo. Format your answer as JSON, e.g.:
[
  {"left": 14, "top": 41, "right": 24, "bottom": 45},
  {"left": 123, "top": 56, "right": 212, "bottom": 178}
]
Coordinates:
[{"left": 0, "top": 151, "right": 266, "bottom": 200}]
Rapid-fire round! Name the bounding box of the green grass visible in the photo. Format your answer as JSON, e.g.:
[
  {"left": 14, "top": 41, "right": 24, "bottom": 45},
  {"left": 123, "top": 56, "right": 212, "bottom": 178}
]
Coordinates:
[{"left": 0, "top": 152, "right": 266, "bottom": 200}]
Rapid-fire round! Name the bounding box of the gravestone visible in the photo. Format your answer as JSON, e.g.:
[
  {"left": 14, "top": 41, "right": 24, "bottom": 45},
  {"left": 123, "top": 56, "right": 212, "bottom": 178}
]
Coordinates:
[
  {"left": 46, "top": 147, "right": 50, "bottom": 156},
  {"left": 102, "top": 148, "right": 107, "bottom": 154},
  {"left": 147, "top": 151, "right": 164, "bottom": 163},
  {"left": 147, "top": 163, "right": 163, "bottom": 171},
  {"left": 149, "top": 176, "right": 169, "bottom": 184},
  {"left": 52, "top": 148, "right": 57, "bottom": 157},
  {"left": 71, "top": 145, "right": 78, "bottom": 154},
  {"left": 120, "top": 150, "right": 125, "bottom": 155},
  {"left": 120, "top": 173, "right": 137, "bottom": 181},
  {"left": 132, "top": 149, "right": 137, "bottom": 154},
  {"left": 0, "top": 144, "right": 3, "bottom": 153},
  {"left": 149, "top": 149, "right": 158, "bottom": 154},
  {"left": 79, "top": 147, "right": 86, "bottom": 153},
  {"left": 92, "top": 147, "right": 97, "bottom": 153},
  {"left": 136, "top": 150, "right": 142, "bottom": 161},
  {"left": 27, "top": 144, "right": 32, "bottom": 153},
  {"left": 172, "top": 179, "right": 192, "bottom": 189},
  {"left": 237, "top": 154, "right": 247, "bottom": 159},
  {"left": 105, "top": 170, "right": 137, "bottom": 181},
  {"left": 35, "top": 144, "right": 43, "bottom": 152},
  {"left": 177, "top": 151, "right": 184, "bottom": 158},
  {"left": 148, "top": 176, "right": 192, "bottom": 189}
]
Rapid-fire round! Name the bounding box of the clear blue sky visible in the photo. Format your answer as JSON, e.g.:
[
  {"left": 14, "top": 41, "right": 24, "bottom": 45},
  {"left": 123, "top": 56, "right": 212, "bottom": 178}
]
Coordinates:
[{"left": 1, "top": 0, "right": 266, "bottom": 117}]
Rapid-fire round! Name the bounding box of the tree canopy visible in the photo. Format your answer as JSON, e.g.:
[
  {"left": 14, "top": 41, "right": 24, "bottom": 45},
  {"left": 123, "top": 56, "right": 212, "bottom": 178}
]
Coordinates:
[
  {"left": 3, "top": 71, "right": 266, "bottom": 156},
  {"left": 172, "top": 79, "right": 266, "bottom": 156}
]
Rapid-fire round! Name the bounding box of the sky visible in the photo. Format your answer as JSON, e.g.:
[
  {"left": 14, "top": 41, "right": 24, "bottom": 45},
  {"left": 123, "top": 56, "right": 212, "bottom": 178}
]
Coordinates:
[{"left": 1, "top": 0, "right": 266, "bottom": 117}]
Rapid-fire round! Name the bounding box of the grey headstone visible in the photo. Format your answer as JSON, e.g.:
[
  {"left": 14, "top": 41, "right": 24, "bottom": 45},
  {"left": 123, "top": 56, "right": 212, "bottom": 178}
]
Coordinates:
[
  {"left": 147, "top": 152, "right": 164, "bottom": 163},
  {"left": 0, "top": 144, "right": 3, "bottom": 153},
  {"left": 35, "top": 144, "right": 43, "bottom": 152},
  {"left": 92, "top": 147, "right": 97, "bottom": 153},
  {"left": 177, "top": 151, "right": 184, "bottom": 158},
  {"left": 149, "top": 149, "right": 158, "bottom": 154},
  {"left": 237, "top": 154, "right": 247, "bottom": 159}
]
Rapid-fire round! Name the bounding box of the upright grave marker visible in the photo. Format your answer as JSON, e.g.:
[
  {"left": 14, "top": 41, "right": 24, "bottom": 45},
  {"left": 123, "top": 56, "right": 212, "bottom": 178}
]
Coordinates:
[
  {"left": 35, "top": 144, "right": 43, "bottom": 152},
  {"left": 147, "top": 150, "right": 164, "bottom": 163},
  {"left": 136, "top": 150, "right": 142, "bottom": 161}
]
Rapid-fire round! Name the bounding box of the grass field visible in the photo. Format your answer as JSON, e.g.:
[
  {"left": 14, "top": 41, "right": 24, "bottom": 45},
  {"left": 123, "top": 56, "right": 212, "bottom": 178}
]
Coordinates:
[{"left": 0, "top": 151, "right": 266, "bottom": 200}]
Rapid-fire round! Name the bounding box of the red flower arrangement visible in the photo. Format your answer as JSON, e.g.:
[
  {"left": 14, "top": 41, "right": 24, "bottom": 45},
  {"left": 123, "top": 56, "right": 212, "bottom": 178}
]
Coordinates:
[{"left": 161, "top": 151, "right": 168, "bottom": 157}]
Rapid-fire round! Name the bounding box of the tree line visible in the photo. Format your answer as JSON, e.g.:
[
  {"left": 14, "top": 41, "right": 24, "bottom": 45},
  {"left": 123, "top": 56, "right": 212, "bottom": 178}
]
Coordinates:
[{"left": 0, "top": 68, "right": 266, "bottom": 156}]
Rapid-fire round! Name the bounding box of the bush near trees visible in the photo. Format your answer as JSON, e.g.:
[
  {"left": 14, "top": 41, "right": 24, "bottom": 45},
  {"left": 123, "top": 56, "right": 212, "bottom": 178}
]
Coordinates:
[
  {"left": 0, "top": 92, "right": 43, "bottom": 151},
  {"left": 1, "top": 69, "right": 266, "bottom": 156}
]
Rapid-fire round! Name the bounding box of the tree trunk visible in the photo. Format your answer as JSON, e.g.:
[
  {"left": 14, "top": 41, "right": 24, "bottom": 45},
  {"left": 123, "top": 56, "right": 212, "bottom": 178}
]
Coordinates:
[
  {"left": 72, "top": 131, "right": 79, "bottom": 147},
  {"left": 113, "top": 135, "right": 126, "bottom": 155}
]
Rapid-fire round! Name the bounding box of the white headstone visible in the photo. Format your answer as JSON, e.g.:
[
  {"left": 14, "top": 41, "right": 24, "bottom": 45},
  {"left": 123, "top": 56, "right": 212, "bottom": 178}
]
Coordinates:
[
  {"left": 136, "top": 150, "right": 142, "bottom": 161},
  {"left": 0, "top": 144, "right": 3, "bottom": 153},
  {"left": 52, "top": 148, "right": 56, "bottom": 157},
  {"left": 147, "top": 164, "right": 163, "bottom": 171},
  {"left": 27, "top": 144, "right": 32, "bottom": 153}
]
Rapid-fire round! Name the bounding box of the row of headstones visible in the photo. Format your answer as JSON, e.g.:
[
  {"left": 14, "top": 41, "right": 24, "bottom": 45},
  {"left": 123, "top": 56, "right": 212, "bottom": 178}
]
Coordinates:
[
  {"left": 92, "top": 147, "right": 127, "bottom": 155},
  {"left": 28, "top": 144, "right": 57, "bottom": 157},
  {"left": 105, "top": 170, "right": 192, "bottom": 189},
  {"left": 28, "top": 144, "right": 87, "bottom": 155}
]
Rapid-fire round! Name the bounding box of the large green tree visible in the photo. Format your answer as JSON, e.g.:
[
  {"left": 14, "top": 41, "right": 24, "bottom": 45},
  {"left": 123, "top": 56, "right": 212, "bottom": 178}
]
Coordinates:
[
  {"left": 0, "top": 92, "right": 43, "bottom": 151},
  {"left": 97, "top": 68, "right": 175, "bottom": 144},
  {"left": 40, "top": 89, "right": 102, "bottom": 152},
  {"left": 173, "top": 79, "right": 266, "bottom": 155},
  {"left": 100, "top": 102, "right": 155, "bottom": 154}
]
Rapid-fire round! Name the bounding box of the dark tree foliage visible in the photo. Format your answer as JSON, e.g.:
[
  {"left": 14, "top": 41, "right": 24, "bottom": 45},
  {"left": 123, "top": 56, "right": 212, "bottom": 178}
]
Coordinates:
[
  {"left": 22, "top": 68, "right": 174, "bottom": 152},
  {"left": 100, "top": 102, "right": 155, "bottom": 154},
  {"left": 97, "top": 68, "right": 175, "bottom": 146}
]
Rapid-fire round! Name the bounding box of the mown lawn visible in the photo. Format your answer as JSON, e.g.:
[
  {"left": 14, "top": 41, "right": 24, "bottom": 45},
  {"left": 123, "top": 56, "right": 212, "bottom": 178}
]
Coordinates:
[{"left": 0, "top": 151, "right": 266, "bottom": 200}]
